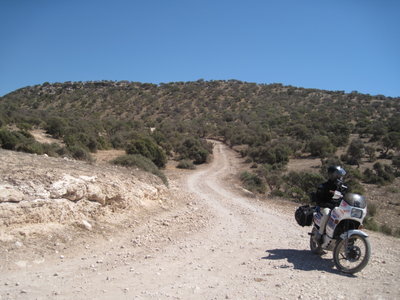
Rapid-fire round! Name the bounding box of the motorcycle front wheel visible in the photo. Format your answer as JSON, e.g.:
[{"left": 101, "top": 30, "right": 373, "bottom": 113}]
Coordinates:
[{"left": 333, "top": 233, "right": 371, "bottom": 274}]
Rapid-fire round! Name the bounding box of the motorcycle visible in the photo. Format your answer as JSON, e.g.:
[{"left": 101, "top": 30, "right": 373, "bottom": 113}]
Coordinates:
[{"left": 308, "top": 189, "right": 371, "bottom": 274}]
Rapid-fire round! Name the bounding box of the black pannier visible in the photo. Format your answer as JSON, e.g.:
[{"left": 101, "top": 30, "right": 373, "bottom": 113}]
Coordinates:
[{"left": 295, "top": 205, "right": 315, "bottom": 227}]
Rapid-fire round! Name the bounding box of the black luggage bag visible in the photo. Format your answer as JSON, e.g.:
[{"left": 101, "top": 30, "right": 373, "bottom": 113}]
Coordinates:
[{"left": 295, "top": 205, "right": 315, "bottom": 227}]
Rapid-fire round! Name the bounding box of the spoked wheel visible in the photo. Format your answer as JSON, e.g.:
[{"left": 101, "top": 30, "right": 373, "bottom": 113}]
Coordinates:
[
  {"left": 310, "top": 227, "right": 323, "bottom": 255},
  {"left": 333, "top": 233, "right": 371, "bottom": 274}
]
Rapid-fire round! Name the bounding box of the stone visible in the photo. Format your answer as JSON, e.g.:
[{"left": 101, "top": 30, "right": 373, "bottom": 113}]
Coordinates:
[
  {"left": 0, "top": 186, "right": 25, "bottom": 203},
  {"left": 82, "top": 220, "right": 92, "bottom": 231}
]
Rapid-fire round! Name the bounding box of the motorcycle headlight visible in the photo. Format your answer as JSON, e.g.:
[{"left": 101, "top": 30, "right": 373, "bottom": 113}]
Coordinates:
[{"left": 351, "top": 208, "right": 363, "bottom": 218}]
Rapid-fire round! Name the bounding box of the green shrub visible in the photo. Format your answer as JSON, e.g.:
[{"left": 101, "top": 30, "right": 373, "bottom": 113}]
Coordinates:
[
  {"left": 0, "top": 129, "right": 20, "bottom": 150},
  {"left": 346, "top": 179, "right": 365, "bottom": 194},
  {"left": 112, "top": 154, "right": 168, "bottom": 185},
  {"left": 259, "top": 167, "right": 284, "bottom": 193},
  {"left": 16, "top": 141, "right": 44, "bottom": 155},
  {"left": 64, "top": 132, "right": 99, "bottom": 153},
  {"left": 126, "top": 137, "right": 167, "bottom": 168},
  {"left": 367, "top": 203, "right": 377, "bottom": 217},
  {"left": 244, "top": 158, "right": 252, "bottom": 163},
  {"left": 176, "top": 159, "right": 196, "bottom": 170},
  {"left": 282, "top": 171, "right": 325, "bottom": 202},
  {"left": 392, "top": 156, "right": 400, "bottom": 175},
  {"left": 55, "top": 146, "right": 69, "bottom": 157},
  {"left": 364, "top": 217, "right": 379, "bottom": 232},
  {"left": 270, "top": 190, "right": 285, "bottom": 197},
  {"left": 344, "top": 139, "right": 364, "bottom": 165},
  {"left": 308, "top": 135, "right": 336, "bottom": 157},
  {"left": 363, "top": 163, "right": 395, "bottom": 185},
  {"left": 177, "top": 138, "right": 211, "bottom": 164},
  {"left": 17, "top": 123, "right": 33, "bottom": 131},
  {"left": 42, "top": 143, "right": 64, "bottom": 157},
  {"left": 239, "top": 171, "right": 266, "bottom": 193},
  {"left": 68, "top": 145, "right": 93, "bottom": 161},
  {"left": 45, "top": 117, "right": 68, "bottom": 138},
  {"left": 248, "top": 144, "right": 290, "bottom": 167},
  {"left": 365, "top": 146, "right": 377, "bottom": 162},
  {"left": 0, "top": 128, "right": 64, "bottom": 157}
]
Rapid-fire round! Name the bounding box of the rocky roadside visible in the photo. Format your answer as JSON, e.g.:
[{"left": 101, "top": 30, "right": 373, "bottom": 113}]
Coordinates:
[{"left": 0, "top": 148, "right": 197, "bottom": 268}]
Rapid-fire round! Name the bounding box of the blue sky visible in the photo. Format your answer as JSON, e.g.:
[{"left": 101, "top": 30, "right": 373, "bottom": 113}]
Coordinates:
[{"left": 1, "top": 0, "right": 399, "bottom": 97}]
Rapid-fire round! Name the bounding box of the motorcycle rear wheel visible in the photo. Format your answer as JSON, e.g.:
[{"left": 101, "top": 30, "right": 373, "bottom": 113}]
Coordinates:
[{"left": 333, "top": 233, "right": 371, "bottom": 274}]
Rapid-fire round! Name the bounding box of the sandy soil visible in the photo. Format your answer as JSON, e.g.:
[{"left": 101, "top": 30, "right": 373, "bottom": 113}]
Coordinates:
[
  {"left": 30, "top": 130, "right": 64, "bottom": 146},
  {"left": 0, "top": 142, "right": 399, "bottom": 299}
]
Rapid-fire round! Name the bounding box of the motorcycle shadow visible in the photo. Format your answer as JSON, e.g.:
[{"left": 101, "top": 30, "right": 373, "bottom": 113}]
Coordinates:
[{"left": 262, "top": 249, "right": 355, "bottom": 277}]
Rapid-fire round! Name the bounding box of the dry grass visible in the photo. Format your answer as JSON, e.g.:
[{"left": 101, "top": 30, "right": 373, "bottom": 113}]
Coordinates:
[{"left": 93, "top": 149, "right": 126, "bottom": 163}]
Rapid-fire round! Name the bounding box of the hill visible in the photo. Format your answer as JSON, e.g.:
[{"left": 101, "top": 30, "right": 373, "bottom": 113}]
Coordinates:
[
  {"left": 0, "top": 80, "right": 399, "bottom": 234},
  {"left": 1, "top": 80, "right": 398, "bottom": 157}
]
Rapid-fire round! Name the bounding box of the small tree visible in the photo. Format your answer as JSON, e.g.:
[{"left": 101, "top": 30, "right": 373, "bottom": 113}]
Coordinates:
[
  {"left": 382, "top": 132, "right": 400, "bottom": 156},
  {"left": 364, "top": 146, "right": 376, "bottom": 162},
  {"left": 308, "top": 135, "right": 336, "bottom": 157},
  {"left": 45, "top": 117, "right": 68, "bottom": 138},
  {"left": 283, "top": 171, "right": 325, "bottom": 202},
  {"left": 177, "top": 138, "right": 211, "bottom": 164},
  {"left": 346, "top": 139, "right": 364, "bottom": 166}
]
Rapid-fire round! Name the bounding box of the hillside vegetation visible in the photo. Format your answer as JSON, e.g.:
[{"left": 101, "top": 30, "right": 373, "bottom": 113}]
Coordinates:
[{"left": 1, "top": 80, "right": 399, "bottom": 231}]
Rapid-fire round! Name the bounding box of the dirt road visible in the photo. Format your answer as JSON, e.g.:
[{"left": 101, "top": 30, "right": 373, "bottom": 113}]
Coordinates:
[{"left": 1, "top": 142, "right": 399, "bottom": 299}]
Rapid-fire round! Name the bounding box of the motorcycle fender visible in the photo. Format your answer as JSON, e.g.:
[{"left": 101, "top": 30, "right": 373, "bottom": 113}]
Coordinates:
[{"left": 340, "top": 229, "right": 368, "bottom": 240}]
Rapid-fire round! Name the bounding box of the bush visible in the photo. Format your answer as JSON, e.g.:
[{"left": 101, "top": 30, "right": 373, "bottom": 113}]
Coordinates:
[
  {"left": 363, "top": 163, "right": 395, "bottom": 185},
  {"left": 17, "top": 122, "right": 33, "bottom": 131},
  {"left": 177, "top": 138, "right": 211, "bottom": 164},
  {"left": 0, "top": 128, "right": 65, "bottom": 157},
  {"left": 16, "top": 141, "right": 44, "bottom": 155},
  {"left": 42, "top": 143, "right": 64, "bottom": 157},
  {"left": 248, "top": 144, "right": 290, "bottom": 167},
  {"left": 0, "top": 129, "right": 20, "bottom": 150},
  {"left": 393, "top": 156, "right": 400, "bottom": 175},
  {"left": 365, "top": 146, "right": 377, "bottom": 162},
  {"left": 308, "top": 135, "right": 336, "bottom": 157},
  {"left": 176, "top": 159, "right": 196, "bottom": 170},
  {"left": 0, "top": 129, "right": 46, "bottom": 155},
  {"left": 283, "top": 171, "right": 325, "bottom": 202},
  {"left": 45, "top": 117, "right": 68, "bottom": 138},
  {"left": 112, "top": 154, "right": 168, "bottom": 185},
  {"left": 126, "top": 137, "right": 167, "bottom": 168},
  {"left": 259, "top": 166, "right": 284, "bottom": 193},
  {"left": 343, "top": 139, "right": 364, "bottom": 165},
  {"left": 68, "top": 145, "right": 93, "bottom": 161},
  {"left": 367, "top": 202, "right": 377, "bottom": 217},
  {"left": 344, "top": 168, "right": 365, "bottom": 194},
  {"left": 239, "top": 171, "right": 266, "bottom": 193},
  {"left": 364, "top": 217, "right": 379, "bottom": 232}
]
